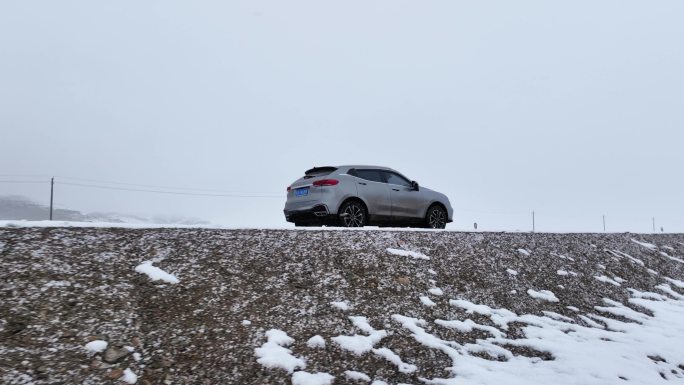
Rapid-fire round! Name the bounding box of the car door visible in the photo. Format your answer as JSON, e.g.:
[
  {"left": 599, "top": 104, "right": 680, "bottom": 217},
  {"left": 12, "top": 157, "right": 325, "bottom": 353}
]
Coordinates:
[
  {"left": 349, "top": 168, "right": 392, "bottom": 218},
  {"left": 382, "top": 171, "right": 424, "bottom": 219}
]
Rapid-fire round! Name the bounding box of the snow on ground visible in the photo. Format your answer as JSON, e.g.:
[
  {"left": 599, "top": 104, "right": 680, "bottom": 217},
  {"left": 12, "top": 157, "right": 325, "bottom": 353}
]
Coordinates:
[
  {"left": 517, "top": 248, "right": 530, "bottom": 256},
  {"left": 665, "top": 277, "right": 684, "bottom": 288},
  {"left": 330, "top": 301, "right": 350, "bottom": 311},
  {"left": 331, "top": 316, "right": 388, "bottom": 355},
  {"left": 84, "top": 340, "right": 107, "bottom": 353},
  {"left": 506, "top": 269, "right": 518, "bottom": 276},
  {"left": 386, "top": 248, "right": 430, "bottom": 260},
  {"left": 594, "top": 275, "right": 622, "bottom": 286},
  {"left": 606, "top": 249, "right": 645, "bottom": 266},
  {"left": 372, "top": 347, "right": 418, "bottom": 373},
  {"left": 255, "top": 329, "right": 306, "bottom": 373},
  {"left": 121, "top": 368, "right": 137, "bottom": 384},
  {"left": 420, "top": 296, "right": 436, "bottom": 307},
  {"left": 526, "top": 289, "right": 559, "bottom": 302},
  {"left": 435, "top": 318, "right": 506, "bottom": 338},
  {"left": 134, "top": 261, "right": 179, "bottom": 284},
  {"left": 344, "top": 370, "right": 371, "bottom": 382},
  {"left": 428, "top": 287, "right": 444, "bottom": 296},
  {"left": 660, "top": 251, "right": 684, "bottom": 263},
  {"left": 306, "top": 335, "right": 326, "bottom": 348},
  {"left": 631, "top": 238, "right": 658, "bottom": 250},
  {"left": 291, "top": 371, "right": 335, "bottom": 385},
  {"left": 388, "top": 286, "right": 684, "bottom": 384}
]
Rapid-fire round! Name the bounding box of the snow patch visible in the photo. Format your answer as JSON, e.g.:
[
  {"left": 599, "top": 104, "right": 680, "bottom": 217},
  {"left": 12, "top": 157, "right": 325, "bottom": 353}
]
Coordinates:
[
  {"left": 307, "top": 335, "right": 326, "bottom": 348},
  {"left": 527, "top": 289, "right": 559, "bottom": 302},
  {"left": 84, "top": 340, "right": 107, "bottom": 353},
  {"left": 517, "top": 248, "right": 530, "bottom": 256},
  {"left": 332, "top": 316, "right": 387, "bottom": 355},
  {"left": 428, "top": 287, "right": 444, "bottom": 296},
  {"left": 122, "top": 368, "right": 137, "bottom": 384},
  {"left": 330, "top": 301, "right": 350, "bottom": 311},
  {"left": 372, "top": 347, "right": 418, "bottom": 373},
  {"left": 594, "top": 275, "right": 621, "bottom": 286},
  {"left": 291, "top": 371, "right": 335, "bottom": 385},
  {"left": 631, "top": 238, "right": 657, "bottom": 250},
  {"left": 386, "top": 248, "right": 430, "bottom": 260},
  {"left": 506, "top": 269, "right": 518, "bottom": 276},
  {"left": 436, "top": 318, "right": 506, "bottom": 338},
  {"left": 664, "top": 277, "right": 684, "bottom": 288},
  {"left": 420, "top": 296, "right": 436, "bottom": 307},
  {"left": 134, "top": 261, "right": 179, "bottom": 284},
  {"left": 659, "top": 251, "right": 684, "bottom": 264},
  {"left": 344, "top": 370, "right": 371, "bottom": 382},
  {"left": 255, "top": 329, "right": 305, "bottom": 373}
]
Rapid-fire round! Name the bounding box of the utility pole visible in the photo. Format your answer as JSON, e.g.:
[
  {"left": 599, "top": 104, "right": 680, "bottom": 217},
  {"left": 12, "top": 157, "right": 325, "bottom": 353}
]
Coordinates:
[
  {"left": 49, "top": 177, "right": 54, "bottom": 220},
  {"left": 603, "top": 215, "right": 606, "bottom": 232},
  {"left": 532, "top": 210, "right": 535, "bottom": 233}
]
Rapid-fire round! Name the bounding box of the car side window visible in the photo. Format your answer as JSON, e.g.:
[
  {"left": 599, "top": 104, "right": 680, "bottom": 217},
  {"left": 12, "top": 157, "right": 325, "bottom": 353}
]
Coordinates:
[
  {"left": 355, "top": 169, "right": 385, "bottom": 183},
  {"left": 384, "top": 171, "right": 411, "bottom": 187}
]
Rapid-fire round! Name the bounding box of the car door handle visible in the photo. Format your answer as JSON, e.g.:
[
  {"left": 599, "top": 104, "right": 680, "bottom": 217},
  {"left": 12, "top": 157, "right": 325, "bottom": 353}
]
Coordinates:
[
  {"left": 359, "top": 182, "right": 367, "bottom": 185},
  {"left": 392, "top": 188, "right": 400, "bottom": 191}
]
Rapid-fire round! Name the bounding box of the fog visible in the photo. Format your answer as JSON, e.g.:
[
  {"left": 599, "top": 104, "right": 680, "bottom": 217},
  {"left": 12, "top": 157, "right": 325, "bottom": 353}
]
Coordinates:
[{"left": 1, "top": 0, "right": 683, "bottom": 232}]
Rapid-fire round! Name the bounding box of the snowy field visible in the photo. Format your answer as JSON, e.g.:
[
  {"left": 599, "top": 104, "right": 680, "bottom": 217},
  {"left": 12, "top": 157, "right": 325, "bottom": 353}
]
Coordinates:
[{"left": 1, "top": 226, "right": 683, "bottom": 385}]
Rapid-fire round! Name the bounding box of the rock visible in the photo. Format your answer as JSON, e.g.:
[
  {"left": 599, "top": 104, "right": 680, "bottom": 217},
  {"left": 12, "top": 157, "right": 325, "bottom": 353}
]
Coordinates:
[
  {"left": 90, "top": 359, "right": 111, "bottom": 370},
  {"left": 131, "top": 336, "right": 142, "bottom": 347},
  {"left": 108, "top": 368, "right": 124, "bottom": 380},
  {"left": 86, "top": 334, "right": 108, "bottom": 342},
  {"left": 60, "top": 330, "right": 77, "bottom": 338},
  {"left": 161, "top": 358, "right": 174, "bottom": 368},
  {"left": 103, "top": 346, "right": 131, "bottom": 364},
  {"left": 397, "top": 276, "right": 410, "bottom": 285},
  {"left": 5, "top": 319, "right": 28, "bottom": 335}
]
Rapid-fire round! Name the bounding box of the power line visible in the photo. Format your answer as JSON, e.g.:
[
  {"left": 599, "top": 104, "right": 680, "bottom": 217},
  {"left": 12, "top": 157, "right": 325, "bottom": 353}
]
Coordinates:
[
  {"left": 0, "top": 174, "right": 283, "bottom": 195},
  {"left": 0, "top": 180, "right": 50, "bottom": 184},
  {"left": 55, "top": 181, "right": 283, "bottom": 198},
  {"left": 54, "top": 175, "right": 282, "bottom": 195}
]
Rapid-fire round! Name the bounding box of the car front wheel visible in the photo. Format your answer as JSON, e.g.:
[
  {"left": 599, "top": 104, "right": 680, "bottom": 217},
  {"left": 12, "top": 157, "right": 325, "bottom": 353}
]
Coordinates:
[
  {"left": 426, "top": 205, "right": 447, "bottom": 229},
  {"left": 338, "top": 201, "right": 366, "bottom": 227}
]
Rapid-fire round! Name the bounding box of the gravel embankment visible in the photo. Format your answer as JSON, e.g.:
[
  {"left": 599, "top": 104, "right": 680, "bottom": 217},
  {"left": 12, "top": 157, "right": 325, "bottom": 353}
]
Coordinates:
[{"left": 1, "top": 227, "right": 683, "bottom": 385}]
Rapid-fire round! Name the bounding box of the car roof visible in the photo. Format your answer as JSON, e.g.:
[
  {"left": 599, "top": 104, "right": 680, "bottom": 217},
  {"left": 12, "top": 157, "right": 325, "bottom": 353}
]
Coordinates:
[{"left": 338, "top": 165, "right": 397, "bottom": 171}]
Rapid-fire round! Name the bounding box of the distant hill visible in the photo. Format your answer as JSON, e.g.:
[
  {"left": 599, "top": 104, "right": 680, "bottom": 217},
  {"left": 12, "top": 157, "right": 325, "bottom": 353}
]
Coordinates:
[{"left": 0, "top": 195, "right": 209, "bottom": 225}]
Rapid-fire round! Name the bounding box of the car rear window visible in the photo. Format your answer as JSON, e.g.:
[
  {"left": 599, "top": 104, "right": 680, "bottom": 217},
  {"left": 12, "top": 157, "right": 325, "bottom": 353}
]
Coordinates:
[{"left": 304, "top": 166, "right": 337, "bottom": 179}]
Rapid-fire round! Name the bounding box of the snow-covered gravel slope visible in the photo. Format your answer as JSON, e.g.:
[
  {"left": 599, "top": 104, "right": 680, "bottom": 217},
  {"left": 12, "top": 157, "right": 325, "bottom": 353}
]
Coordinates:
[{"left": 1, "top": 227, "right": 683, "bottom": 385}]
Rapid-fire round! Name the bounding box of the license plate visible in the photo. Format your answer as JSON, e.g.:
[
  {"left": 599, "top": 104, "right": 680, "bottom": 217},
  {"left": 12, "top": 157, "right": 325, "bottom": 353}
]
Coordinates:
[{"left": 295, "top": 187, "right": 309, "bottom": 197}]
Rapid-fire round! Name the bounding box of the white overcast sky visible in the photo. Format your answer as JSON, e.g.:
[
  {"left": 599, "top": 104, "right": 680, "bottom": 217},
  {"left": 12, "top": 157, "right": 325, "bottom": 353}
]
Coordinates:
[{"left": 1, "top": 0, "right": 683, "bottom": 232}]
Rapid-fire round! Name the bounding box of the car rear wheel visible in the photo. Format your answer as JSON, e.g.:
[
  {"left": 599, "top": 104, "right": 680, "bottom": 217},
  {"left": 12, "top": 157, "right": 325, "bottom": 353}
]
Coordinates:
[
  {"left": 338, "top": 201, "right": 366, "bottom": 227},
  {"left": 425, "top": 205, "right": 447, "bottom": 229}
]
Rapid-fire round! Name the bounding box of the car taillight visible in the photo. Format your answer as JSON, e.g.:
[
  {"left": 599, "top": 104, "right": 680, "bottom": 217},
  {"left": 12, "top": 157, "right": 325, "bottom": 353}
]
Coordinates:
[
  {"left": 287, "top": 186, "right": 291, "bottom": 192},
  {"left": 312, "top": 179, "right": 339, "bottom": 187}
]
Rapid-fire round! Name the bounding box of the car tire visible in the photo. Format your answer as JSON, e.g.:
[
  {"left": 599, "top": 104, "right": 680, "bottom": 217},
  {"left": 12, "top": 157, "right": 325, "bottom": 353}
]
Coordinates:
[
  {"left": 425, "top": 205, "right": 447, "bottom": 229},
  {"left": 338, "top": 201, "right": 367, "bottom": 228}
]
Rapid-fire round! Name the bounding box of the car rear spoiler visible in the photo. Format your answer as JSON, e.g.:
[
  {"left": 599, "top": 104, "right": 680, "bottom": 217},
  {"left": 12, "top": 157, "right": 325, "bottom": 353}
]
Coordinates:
[{"left": 304, "top": 166, "right": 337, "bottom": 177}]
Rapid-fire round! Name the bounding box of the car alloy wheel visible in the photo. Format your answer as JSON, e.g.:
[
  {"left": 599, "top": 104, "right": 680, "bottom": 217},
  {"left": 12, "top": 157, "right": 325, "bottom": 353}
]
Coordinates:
[
  {"left": 340, "top": 202, "right": 365, "bottom": 227},
  {"left": 427, "top": 206, "right": 447, "bottom": 229}
]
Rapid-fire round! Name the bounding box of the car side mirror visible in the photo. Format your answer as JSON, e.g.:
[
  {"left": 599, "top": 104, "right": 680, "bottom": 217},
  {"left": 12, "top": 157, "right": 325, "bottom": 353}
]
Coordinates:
[{"left": 411, "top": 181, "right": 419, "bottom": 191}]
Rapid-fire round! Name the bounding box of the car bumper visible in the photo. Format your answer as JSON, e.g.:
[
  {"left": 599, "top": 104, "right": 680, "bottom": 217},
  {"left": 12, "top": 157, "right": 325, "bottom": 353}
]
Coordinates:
[{"left": 284, "top": 205, "right": 337, "bottom": 225}]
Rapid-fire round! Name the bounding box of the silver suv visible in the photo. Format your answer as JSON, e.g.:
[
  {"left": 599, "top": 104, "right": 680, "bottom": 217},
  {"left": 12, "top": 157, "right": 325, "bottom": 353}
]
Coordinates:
[{"left": 284, "top": 165, "right": 453, "bottom": 228}]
